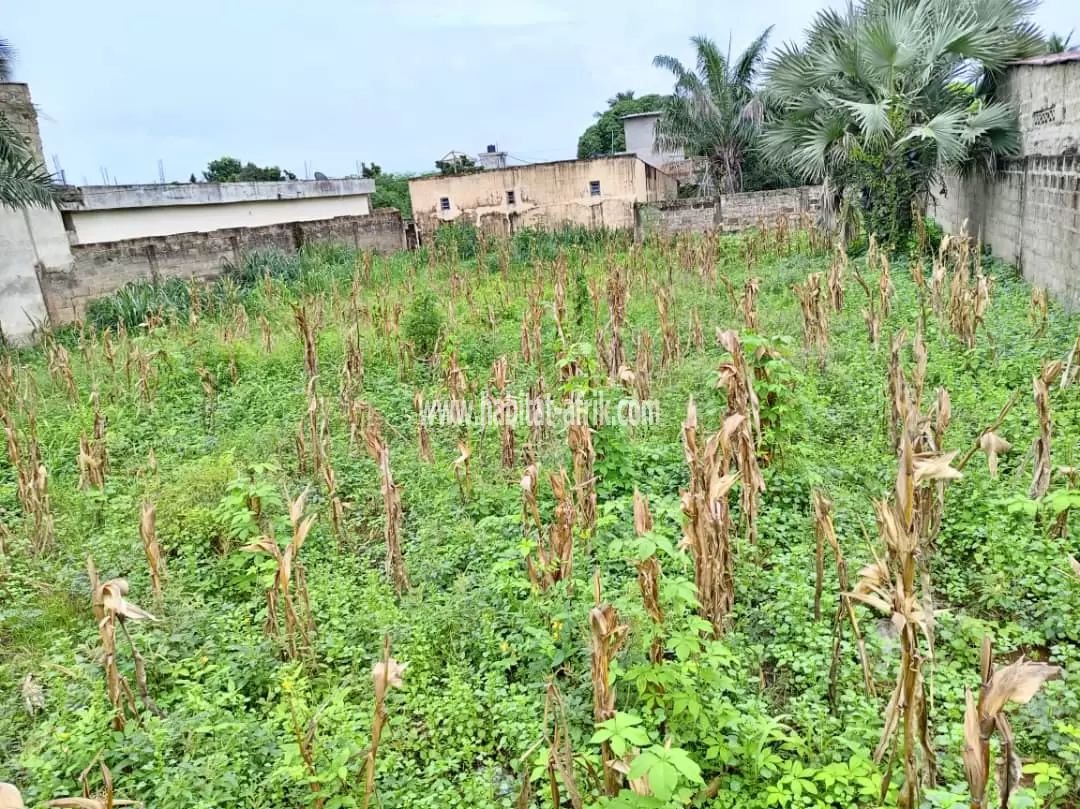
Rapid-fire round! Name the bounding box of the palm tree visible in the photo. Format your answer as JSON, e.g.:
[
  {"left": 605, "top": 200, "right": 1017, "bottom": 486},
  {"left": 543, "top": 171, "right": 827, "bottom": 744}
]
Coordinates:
[
  {"left": 1045, "top": 30, "right": 1078, "bottom": 53},
  {"left": 762, "top": 0, "right": 1043, "bottom": 245},
  {"left": 652, "top": 28, "right": 773, "bottom": 195},
  {"left": 0, "top": 35, "right": 60, "bottom": 210}
]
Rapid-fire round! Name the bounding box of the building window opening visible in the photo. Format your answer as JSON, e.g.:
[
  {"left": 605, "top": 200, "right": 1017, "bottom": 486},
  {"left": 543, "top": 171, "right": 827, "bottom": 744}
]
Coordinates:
[
  {"left": 439, "top": 197, "right": 450, "bottom": 211},
  {"left": 589, "top": 180, "right": 601, "bottom": 196},
  {"left": 506, "top": 190, "right": 516, "bottom": 204}
]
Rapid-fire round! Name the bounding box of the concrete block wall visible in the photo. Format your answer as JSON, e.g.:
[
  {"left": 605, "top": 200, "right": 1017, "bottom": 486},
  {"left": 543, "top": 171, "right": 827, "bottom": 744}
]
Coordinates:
[
  {"left": 42, "top": 209, "right": 406, "bottom": 322},
  {"left": 635, "top": 186, "right": 823, "bottom": 239},
  {"left": 934, "top": 57, "right": 1080, "bottom": 311},
  {"left": 0, "top": 84, "right": 74, "bottom": 342}
]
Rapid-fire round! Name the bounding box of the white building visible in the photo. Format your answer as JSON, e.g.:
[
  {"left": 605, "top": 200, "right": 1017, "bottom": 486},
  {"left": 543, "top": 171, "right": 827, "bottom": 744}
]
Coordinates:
[{"left": 619, "top": 112, "right": 683, "bottom": 168}]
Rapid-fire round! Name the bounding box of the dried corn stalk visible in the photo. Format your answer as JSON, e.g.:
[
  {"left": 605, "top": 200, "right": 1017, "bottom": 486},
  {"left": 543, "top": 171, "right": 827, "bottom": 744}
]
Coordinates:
[
  {"left": 414, "top": 391, "right": 434, "bottom": 463},
  {"left": 79, "top": 392, "right": 108, "bottom": 490},
  {"left": 688, "top": 307, "right": 704, "bottom": 352},
  {"left": 655, "top": 287, "right": 680, "bottom": 369},
  {"left": 680, "top": 399, "right": 737, "bottom": 635},
  {"left": 848, "top": 425, "right": 963, "bottom": 808},
  {"left": 741, "top": 277, "right": 760, "bottom": 331},
  {"left": 87, "top": 555, "right": 162, "bottom": 729},
  {"left": 633, "top": 489, "right": 664, "bottom": 665},
  {"left": 491, "top": 355, "right": 516, "bottom": 469},
  {"left": 634, "top": 331, "right": 652, "bottom": 402},
  {"left": 716, "top": 329, "right": 766, "bottom": 543},
  {"left": 323, "top": 463, "right": 347, "bottom": 550},
  {"left": 42, "top": 755, "right": 139, "bottom": 809},
  {"left": 605, "top": 263, "right": 629, "bottom": 378},
  {"left": 365, "top": 424, "right": 410, "bottom": 595},
  {"left": 591, "top": 570, "right": 628, "bottom": 796},
  {"left": 292, "top": 303, "right": 319, "bottom": 380},
  {"left": 241, "top": 488, "right": 318, "bottom": 661},
  {"left": 525, "top": 469, "right": 575, "bottom": 592},
  {"left": 815, "top": 491, "right": 875, "bottom": 709},
  {"left": 854, "top": 267, "right": 881, "bottom": 349},
  {"left": 364, "top": 634, "right": 406, "bottom": 809},
  {"left": 139, "top": 500, "right": 165, "bottom": 603},
  {"left": 568, "top": 423, "right": 597, "bottom": 532},
  {"left": 793, "top": 272, "right": 829, "bottom": 362},
  {"left": 47, "top": 341, "right": 79, "bottom": 404},
  {"left": 539, "top": 682, "right": 584, "bottom": 809},
  {"left": 828, "top": 243, "right": 846, "bottom": 311},
  {"left": 453, "top": 438, "right": 471, "bottom": 502},
  {"left": 962, "top": 637, "right": 1061, "bottom": 809},
  {"left": 1030, "top": 287, "right": 1049, "bottom": 338},
  {"left": 1030, "top": 376, "right": 1052, "bottom": 499}
]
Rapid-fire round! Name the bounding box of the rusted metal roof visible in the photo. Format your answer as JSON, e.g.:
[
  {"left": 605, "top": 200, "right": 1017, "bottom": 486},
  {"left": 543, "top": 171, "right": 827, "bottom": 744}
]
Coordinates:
[{"left": 1010, "top": 51, "right": 1080, "bottom": 66}]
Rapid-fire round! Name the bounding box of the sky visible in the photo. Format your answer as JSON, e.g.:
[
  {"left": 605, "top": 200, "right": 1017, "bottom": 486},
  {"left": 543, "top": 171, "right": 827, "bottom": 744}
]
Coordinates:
[{"left": 6, "top": 0, "right": 1077, "bottom": 185}]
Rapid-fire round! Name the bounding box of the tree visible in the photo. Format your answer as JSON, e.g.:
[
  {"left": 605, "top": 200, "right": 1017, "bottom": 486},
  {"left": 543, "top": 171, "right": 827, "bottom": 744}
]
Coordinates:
[
  {"left": 435, "top": 154, "right": 481, "bottom": 175},
  {"left": 361, "top": 162, "right": 382, "bottom": 179},
  {"left": 202, "top": 156, "right": 298, "bottom": 182},
  {"left": 576, "top": 93, "right": 665, "bottom": 159},
  {"left": 0, "top": 36, "right": 59, "bottom": 210},
  {"left": 652, "top": 30, "right": 774, "bottom": 194},
  {"left": 762, "top": 0, "right": 1044, "bottom": 246},
  {"left": 371, "top": 173, "right": 412, "bottom": 217},
  {"left": 1045, "top": 30, "right": 1078, "bottom": 53}
]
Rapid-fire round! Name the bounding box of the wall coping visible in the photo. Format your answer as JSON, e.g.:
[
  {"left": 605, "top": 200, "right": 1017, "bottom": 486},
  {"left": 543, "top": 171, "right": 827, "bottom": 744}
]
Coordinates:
[
  {"left": 406, "top": 154, "right": 648, "bottom": 188},
  {"left": 68, "top": 211, "right": 400, "bottom": 252},
  {"left": 59, "top": 179, "right": 375, "bottom": 212},
  {"left": 637, "top": 185, "right": 822, "bottom": 211}
]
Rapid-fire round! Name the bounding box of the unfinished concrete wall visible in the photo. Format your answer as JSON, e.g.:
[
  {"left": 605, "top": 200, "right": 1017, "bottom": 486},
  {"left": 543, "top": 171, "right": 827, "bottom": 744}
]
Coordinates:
[
  {"left": 933, "top": 56, "right": 1080, "bottom": 310},
  {"left": 61, "top": 180, "right": 375, "bottom": 244},
  {"left": 408, "top": 155, "right": 675, "bottom": 239},
  {"left": 0, "top": 83, "right": 73, "bottom": 342},
  {"left": 635, "top": 186, "right": 824, "bottom": 239},
  {"left": 42, "top": 209, "right": 405, "bottom": 321}
]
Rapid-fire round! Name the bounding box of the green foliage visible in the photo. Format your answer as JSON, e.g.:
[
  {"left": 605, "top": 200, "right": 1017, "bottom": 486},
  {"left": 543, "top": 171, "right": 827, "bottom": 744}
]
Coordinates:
[
  {"left": 434, "top": 154, "right": 481, "bottom": 176},
  {"left": 577, "top": 93, "right": 666, "bottom": 159},
  {"left": 370, "top": 172, "right": 413, "bottom": 217},
  {"left": 653, "top": 30, "right": 794, "bottom": 194},
  {"left": 3, "top": 226, "right": 1080, "bottom": 809},
  {"left": 763, "top": 0, "right": 1045, "bottom": 244},
  {"left": 202, "top": 156, "right": 298, "bottom": 183},
  {"left": 432, "top": 220, "right": 478, "bottom": 261},
  {"left": 0, "top": 106, "right": 59, "bottom": 211},
  {"left": 402, "top": 290, "right": 444, "bottom": 357}
]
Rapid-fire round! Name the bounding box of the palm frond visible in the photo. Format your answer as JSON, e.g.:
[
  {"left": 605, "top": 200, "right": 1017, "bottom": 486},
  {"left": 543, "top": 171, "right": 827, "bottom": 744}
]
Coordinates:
[{"left": 0, "top": 114, "right": 60, "bottom": 210}]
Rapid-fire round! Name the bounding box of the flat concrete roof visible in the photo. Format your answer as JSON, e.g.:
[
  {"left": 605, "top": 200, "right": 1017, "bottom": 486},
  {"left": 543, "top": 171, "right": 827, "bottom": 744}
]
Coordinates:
[
  {"left": 407, "top": 153, "right": 646, "bottom": 186},
  {"left": 618, "top": 111, "right": 662, "bottom": 120},
  {"left": 59, "top": 178, "right": 375, "bottom": 211}
]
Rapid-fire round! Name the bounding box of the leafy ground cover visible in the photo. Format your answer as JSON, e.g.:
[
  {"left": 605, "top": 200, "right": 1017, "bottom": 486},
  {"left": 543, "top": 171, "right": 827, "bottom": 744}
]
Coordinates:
[{"left": 1, "top": 223, "right": 1079, "bottom": 809}]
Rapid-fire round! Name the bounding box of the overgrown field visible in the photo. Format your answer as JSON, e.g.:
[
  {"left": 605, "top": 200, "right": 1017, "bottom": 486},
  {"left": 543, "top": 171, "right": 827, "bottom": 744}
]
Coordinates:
[{"left": 2, "top": 224, "right": 1080, "bottom": 809}]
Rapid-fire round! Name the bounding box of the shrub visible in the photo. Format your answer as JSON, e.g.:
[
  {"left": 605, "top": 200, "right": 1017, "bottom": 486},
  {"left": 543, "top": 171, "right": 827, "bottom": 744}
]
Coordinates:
[{"left": 402, "top": 290, "right": 444, "bottom": 357}]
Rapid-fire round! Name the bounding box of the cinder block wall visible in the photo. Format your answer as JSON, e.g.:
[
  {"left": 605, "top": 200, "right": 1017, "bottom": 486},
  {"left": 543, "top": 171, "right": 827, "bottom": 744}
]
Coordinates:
[
  {"left": 42, "top": 208, "right": 406, "bottom": 322},
  {"left": 933, "top": 58, "right": 1080, "bottom": 310},
  {"left": 635, "top": 186, "right": 823, "bottom": 239}
]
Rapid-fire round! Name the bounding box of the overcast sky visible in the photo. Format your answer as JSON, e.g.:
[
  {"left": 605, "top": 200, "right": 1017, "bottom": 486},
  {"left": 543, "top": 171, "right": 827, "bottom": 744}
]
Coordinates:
[{"left": 6, "top": 0, "right": 1076, "bottom": 184}]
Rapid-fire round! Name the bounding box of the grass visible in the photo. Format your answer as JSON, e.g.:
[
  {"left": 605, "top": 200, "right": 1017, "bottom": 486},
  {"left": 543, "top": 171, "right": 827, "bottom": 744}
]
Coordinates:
[{"left": 1, "top": 223, "right": 1079, "bottom": 809}]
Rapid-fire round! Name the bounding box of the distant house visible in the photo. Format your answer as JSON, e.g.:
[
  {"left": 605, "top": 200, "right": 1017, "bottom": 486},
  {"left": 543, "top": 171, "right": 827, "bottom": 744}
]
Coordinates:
[
  {"left": 408, "top": 154, "right": 676, "bottom": 240},
  {"left": 619, "top": 111, "right": 702, "bottom": 185}
]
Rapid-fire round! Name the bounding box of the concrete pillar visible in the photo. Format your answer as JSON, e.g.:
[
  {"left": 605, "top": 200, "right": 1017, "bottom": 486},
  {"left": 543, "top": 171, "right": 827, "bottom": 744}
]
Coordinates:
[{"left": 0, "top": 83, "right": 73, "bottom": 343}]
